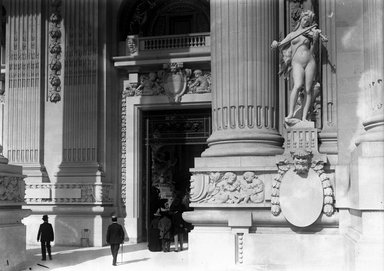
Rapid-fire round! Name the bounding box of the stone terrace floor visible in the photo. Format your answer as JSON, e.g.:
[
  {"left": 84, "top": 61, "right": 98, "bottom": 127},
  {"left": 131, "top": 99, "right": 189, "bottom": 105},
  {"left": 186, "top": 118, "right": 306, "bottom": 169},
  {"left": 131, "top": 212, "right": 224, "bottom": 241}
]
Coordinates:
[{"left": 21, "top": 243, "right": 276, "bottom": 271}]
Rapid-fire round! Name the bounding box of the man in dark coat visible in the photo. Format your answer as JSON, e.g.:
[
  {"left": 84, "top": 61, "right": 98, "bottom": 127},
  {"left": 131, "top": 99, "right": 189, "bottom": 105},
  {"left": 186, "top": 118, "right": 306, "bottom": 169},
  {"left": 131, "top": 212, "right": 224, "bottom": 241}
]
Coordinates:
[
  {"left": 106, "top": 216, "right": 125, "bottom": 266},
  {"left": 37, "top": 215, "right": 54, "bottom": 261},
  {"left": 158, "top": 212, "right": 172, "bottom": 252}
]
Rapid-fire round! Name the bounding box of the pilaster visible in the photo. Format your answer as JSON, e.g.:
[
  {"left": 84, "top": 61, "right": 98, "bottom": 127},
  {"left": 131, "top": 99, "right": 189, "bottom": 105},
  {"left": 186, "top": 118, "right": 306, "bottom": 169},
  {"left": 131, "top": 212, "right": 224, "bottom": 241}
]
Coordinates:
[
  {"left": 4, "top": 0, "right": 47, "bottom": 182},
  {"left": 318, "top": 0, "right": 338, "bottom": 154},
  {"left": 55, "top": 0, "right": 102, "bottom": 181}
]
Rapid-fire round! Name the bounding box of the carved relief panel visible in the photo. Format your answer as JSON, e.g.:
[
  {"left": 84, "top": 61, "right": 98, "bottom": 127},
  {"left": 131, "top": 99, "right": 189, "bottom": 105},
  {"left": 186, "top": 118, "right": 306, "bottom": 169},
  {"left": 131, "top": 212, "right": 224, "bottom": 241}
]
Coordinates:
[
  {"left": 190, "top": 171, "right": 265, "bottom": 206},
  {"left": 124, "top": 63, "right": 211, "bottom": 102}
]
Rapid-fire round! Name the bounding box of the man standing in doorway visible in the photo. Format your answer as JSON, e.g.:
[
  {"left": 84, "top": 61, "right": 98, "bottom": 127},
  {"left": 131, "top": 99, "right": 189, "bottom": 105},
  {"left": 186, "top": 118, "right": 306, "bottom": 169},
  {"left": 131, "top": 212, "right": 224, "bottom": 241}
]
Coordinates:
[
  {"left": 37, "top": 215, "right": 54, "bottom": 261},
  {"left": 106, "top": 215, "right": 125, "bottom": 266}
]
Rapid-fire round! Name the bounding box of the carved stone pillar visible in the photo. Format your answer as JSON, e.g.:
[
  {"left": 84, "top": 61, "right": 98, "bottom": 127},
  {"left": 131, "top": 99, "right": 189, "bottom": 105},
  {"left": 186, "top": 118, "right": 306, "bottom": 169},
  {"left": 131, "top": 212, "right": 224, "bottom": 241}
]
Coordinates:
[
  {"left": 4, "top": 0, "right": 47, "bottom": 182},
  {"left": 201, "top": 0, "right": 283, "bottom": 157},
  {"left": 349, "top": 1, "right": 384, "bottom": 270},
  {"left": 56, "top": 0, "right": 102, "bottom": 180}
]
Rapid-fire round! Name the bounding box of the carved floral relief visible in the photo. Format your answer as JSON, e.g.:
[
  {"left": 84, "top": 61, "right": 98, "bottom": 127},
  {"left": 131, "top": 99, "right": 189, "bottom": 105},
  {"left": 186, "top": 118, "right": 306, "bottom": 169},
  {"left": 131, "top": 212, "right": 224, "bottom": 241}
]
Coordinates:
[{"left": 0, "top": 176, "right": 24, "bottom": 202}]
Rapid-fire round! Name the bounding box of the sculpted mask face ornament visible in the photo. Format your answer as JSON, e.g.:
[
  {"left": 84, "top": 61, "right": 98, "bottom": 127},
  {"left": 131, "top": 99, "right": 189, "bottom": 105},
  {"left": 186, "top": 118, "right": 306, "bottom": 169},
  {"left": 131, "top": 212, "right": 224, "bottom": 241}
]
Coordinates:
[{"left": 291, "top": 150, "right": 312, "bottom": 176}]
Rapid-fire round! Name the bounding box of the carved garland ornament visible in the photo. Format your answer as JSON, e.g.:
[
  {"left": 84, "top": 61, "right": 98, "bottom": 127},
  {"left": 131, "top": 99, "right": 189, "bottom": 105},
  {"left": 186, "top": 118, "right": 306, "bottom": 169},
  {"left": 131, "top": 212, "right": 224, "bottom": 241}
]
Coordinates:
[
  {"left": 48, "top": 0, "right": 63, "bottom": 103},
  {"left": 271, "top": 153, "right": 334, "bottom": 217},
  {"left": 190, "top": 171, "right": 265, "bottom": 205}
]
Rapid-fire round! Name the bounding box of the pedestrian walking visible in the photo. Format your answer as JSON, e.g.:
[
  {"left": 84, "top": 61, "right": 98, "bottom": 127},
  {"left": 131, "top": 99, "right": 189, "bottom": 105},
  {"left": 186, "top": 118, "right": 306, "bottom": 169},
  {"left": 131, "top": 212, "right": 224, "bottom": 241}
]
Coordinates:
[
  {"left": 37, "top": 215, "right": 54, "bottom": 261},
  {"left": 106, "top": 215, "right": 125, "bottom": 266}
]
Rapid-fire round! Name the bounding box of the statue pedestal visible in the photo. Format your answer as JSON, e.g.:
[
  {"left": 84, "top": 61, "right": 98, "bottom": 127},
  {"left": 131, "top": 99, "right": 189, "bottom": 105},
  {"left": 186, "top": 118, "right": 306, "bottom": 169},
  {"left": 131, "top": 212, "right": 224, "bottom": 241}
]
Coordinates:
[
  {"left": 0, "top": 157, "right": 31, "bottom": 271},
  {"left": 183, "top": 121, "right": 342, "bottom": 268}
]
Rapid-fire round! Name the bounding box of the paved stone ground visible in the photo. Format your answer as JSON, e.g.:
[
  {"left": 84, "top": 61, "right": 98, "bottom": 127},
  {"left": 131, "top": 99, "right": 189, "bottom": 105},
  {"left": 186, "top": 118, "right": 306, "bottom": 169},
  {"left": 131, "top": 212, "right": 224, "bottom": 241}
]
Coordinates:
[{"left": 21, "top": 243, "right": 264, "bottom": 271}]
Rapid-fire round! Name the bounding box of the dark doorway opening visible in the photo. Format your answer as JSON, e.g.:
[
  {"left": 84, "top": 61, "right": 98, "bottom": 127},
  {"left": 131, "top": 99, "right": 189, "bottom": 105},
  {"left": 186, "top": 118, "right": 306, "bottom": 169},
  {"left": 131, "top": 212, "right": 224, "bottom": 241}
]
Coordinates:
[{"left": 141, "top": 108, "right": 211, "bottom": 244}]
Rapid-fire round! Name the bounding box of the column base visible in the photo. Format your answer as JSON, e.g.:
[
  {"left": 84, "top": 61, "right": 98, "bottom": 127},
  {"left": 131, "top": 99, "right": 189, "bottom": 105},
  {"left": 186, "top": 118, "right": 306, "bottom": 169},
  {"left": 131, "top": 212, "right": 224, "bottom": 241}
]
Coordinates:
[{"left": 202, "top": 129, "right": 283, "bottom": 157}]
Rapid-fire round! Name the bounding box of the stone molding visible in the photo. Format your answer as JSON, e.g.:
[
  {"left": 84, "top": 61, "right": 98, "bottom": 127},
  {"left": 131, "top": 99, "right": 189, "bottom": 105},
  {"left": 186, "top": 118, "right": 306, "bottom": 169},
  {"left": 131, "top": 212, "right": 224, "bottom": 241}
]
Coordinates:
[
  {"left": 25, "top": 183, "right": 113, "bottom": 204},
  {"left": 190, "top": 171, "right": 265, "bottom": 206},
  {"left": 0, "top": 175, "right": 25, "bottom": 205}
]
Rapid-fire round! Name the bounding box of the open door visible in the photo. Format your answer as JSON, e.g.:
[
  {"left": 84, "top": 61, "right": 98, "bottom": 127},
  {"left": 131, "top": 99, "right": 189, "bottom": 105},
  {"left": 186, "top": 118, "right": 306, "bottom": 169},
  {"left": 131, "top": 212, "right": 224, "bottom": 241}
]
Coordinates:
[{"left": 141, "top": 108, "right": 211, "bottom": 244}]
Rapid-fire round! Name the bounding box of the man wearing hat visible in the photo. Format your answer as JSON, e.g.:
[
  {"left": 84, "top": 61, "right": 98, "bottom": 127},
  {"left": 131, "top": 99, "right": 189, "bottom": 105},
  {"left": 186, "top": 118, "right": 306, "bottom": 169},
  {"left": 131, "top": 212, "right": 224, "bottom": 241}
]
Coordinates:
[
  {"left": 37, "top": 215, "right": 54, "bottom": 261},
  {"left": 106, "top": 215, "right": 125, "bottom": 266}
]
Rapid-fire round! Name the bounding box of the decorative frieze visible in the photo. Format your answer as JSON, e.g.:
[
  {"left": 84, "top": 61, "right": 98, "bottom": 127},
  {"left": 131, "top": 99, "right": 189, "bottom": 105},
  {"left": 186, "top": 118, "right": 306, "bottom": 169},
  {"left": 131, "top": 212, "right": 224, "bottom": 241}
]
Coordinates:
[
  {"left": 24, "top": 183, "right": 113, "bottom": 204},
  {"left": 0, "top": 176, "right": 25, "bottom": 204},
  {"left": 124, "top": 64, "right": 211, "bottom": 102},
  {"left": 190, "top": 171, "right": 265, "bottom": 206}
]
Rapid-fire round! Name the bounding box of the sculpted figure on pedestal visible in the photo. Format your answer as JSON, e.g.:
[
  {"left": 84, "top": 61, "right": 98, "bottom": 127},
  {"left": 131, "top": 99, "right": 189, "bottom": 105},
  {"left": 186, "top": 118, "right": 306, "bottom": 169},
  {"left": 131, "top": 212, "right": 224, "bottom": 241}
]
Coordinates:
[{"left": 271, "top": 10, "right": 327, "bottom": 125}]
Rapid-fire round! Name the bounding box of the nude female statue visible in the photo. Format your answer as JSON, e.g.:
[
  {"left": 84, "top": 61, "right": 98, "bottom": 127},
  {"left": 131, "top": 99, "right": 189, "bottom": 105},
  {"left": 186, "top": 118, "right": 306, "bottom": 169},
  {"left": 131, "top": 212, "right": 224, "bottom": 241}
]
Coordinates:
[{"left": 271, "top": 10, "right": 325, "bottom": 124}]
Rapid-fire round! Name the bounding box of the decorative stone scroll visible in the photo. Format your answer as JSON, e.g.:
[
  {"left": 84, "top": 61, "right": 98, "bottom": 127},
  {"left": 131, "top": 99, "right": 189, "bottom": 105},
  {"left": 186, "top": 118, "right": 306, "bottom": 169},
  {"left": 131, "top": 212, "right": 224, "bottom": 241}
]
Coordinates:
[
  {"left": 190, "top": 171, "right": 265, "bottom": 206},
  {"left": 25, "top": 183, "right": 113, "bottom": 204},
  {"left": 48, "top": 0, "right": 63, "bottom": 103},
  {"left": 0, "top": 176, "right": 25, "bottom": 204}
]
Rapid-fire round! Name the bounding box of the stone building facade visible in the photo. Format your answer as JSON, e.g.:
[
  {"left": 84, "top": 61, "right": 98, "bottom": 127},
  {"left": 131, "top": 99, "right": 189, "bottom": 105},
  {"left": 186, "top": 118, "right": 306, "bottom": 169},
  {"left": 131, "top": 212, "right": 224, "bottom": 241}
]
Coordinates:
[{"left": 0, "top": 0, "right": 382, "bottom": 270}]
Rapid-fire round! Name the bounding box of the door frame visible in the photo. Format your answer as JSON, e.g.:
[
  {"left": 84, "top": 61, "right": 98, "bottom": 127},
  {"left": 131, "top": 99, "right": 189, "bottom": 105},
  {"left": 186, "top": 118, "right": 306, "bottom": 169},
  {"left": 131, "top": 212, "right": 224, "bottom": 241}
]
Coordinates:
[{"left": 121, "top": 93, "right": 211, "bottom": 243}]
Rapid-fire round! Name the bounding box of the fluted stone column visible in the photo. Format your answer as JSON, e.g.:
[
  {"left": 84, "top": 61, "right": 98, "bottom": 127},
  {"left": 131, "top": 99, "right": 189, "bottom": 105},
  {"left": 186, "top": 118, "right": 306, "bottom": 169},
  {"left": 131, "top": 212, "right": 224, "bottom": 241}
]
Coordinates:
[
  {"left": 202, "top": 0, "right": 283, "bottom": 157},
  {"left": 349, "top": 1, "right": 384, "bottom": 269},
  {"left": 4, "top": 0, "right": 47, "bottom": 182}
]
